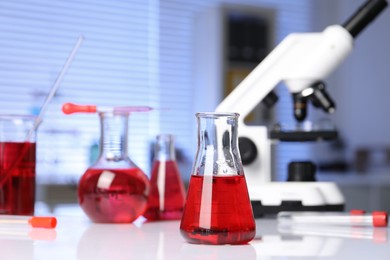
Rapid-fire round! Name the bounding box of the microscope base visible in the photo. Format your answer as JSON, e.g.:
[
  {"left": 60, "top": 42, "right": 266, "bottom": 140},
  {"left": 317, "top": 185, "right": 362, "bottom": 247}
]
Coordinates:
[{"left": 248, "top": 182, "right": 345, "bottom": 218}]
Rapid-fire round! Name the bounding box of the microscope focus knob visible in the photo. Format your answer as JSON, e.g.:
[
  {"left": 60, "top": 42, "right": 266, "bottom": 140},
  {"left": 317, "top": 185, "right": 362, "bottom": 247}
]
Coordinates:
[
  {"left": 287, "top": 161, "right": 317, "bottom": 182},
  {"left": 238, "top": 137, "right": 258, "bottom": 165}
]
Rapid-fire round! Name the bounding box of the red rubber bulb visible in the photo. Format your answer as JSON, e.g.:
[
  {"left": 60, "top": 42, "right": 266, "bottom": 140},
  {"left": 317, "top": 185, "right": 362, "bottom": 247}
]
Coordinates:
[{"left": 62, "top": 103, "right": 97, "bottom": 114}]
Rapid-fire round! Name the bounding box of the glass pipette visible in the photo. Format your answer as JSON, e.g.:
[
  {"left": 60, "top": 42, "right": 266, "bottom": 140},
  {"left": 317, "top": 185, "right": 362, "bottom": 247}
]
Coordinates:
[
  {"left": 277, "top": 211, "right": 388, "bottom": 227},
  {"left": 62, "top": 102, "right": 153, "bottom": 114}
]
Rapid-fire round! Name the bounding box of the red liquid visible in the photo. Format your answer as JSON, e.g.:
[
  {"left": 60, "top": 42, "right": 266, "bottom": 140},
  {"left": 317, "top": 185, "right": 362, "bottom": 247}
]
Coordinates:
[
  {"left": 78, "top": 167, "right": 150, "bottom": 223},
  {"left": 143, "top": 160, "right": 186, "bottom": 220},
  {"left": 180, "top": 175, "right": 256, "bottom": 245},
  {"left": 0, "top": 142, "right": 36, "bottom": 215}
]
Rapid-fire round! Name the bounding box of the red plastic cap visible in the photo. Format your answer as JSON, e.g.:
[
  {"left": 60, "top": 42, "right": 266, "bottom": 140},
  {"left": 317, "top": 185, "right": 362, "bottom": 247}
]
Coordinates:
[
  {"left": 372, "top": 211, "right": 388, "bottom": 227},
  {"left": 28, "top": 217, "right": 57, "bottom": 229}
]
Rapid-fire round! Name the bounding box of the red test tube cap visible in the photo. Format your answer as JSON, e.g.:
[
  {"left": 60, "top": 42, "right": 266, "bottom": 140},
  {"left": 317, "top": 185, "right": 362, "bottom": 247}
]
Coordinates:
[
  {"left": 372, "top": 211, "right": 388, "bottom": 227},
  {"left": 28, "top": 217, "right": 57, "bottom": 229}
]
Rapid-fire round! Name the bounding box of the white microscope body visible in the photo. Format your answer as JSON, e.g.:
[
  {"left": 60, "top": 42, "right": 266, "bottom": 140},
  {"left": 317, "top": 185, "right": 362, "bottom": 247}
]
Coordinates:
[{"left": 215, "top": 0, "right": 388, "bottom": 216}]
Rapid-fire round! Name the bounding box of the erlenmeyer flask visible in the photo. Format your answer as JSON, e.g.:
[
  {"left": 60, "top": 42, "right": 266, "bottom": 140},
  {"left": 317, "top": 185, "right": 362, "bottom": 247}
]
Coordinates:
[
  {"left": 144, "top": 134, "right": 186, "bottom": 220},
  {"left": 78, "top": 111, "right": 150, "bottom": 223},
  {"left": 180, "top": 112, "right": 256, "bottom": 245}
]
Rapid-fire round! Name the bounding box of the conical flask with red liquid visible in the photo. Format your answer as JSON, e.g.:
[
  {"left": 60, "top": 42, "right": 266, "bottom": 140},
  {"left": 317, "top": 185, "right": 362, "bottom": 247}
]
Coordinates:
[
  {"left": 144, "top": 134, "right": 186, "bottom": 220},
  {"left": 78, "top": 111, "right": 150, "bottom": 223},
  {"left": 180, "top": 112, "right": 256, "bottom": 245}
]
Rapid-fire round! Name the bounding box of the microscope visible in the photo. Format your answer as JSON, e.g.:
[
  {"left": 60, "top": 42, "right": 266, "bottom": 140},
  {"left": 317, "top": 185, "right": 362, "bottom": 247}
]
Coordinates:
[{"left": 216, "top": 0, "right": 388, "bottom": 217}]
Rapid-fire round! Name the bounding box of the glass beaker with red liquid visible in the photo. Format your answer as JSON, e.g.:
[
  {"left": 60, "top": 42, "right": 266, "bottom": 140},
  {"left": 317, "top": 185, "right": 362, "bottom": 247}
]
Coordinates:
[
  {"left": 143, "top": 134, "right": 186, "bottom": 221},
  {"left": 78, "top": 111, "right": 150, "bottom": 223},
  {"left": 0, "top": 115, "right": 37, "bottom": 215},
  {"left": 180, "top": 112, "right": 256, "bottom": 245}
]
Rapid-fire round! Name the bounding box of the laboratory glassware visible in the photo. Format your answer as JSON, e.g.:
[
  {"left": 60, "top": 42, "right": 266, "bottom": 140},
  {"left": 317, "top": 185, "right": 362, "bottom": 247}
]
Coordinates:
[
  {"left": 62, "top": 102, "right": 153, "bottom": 114},
  {"left": 0, "top": 115, "right": 37, "bottom": 215},
  {"left": 0, "top": 215, "right": 57, "bottom": 229},
  {"left": 278, "top": 211, "right": 388, "bottom": 227},
  {"left": 143, "top": 134, "right": 186, "bottom": 220},
  {"left": 180, "top": 112, "right": 256, "bottom": 245},
  {"left": 78, "top": 111, "right": 150, "bottom": 223}
]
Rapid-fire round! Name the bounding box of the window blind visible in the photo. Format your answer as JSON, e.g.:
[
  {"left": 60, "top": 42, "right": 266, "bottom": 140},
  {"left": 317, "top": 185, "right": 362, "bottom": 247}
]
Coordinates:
[
  {"left": 0, "top": 0, "right": 312, "bottom": 184},
  {"left": 0, "top": 0, "right": 159, "bottom": 184}
]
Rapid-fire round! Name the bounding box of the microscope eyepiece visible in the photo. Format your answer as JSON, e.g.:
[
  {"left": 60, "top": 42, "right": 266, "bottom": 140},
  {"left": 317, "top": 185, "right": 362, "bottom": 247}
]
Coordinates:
[{"left": 343, "top": 0, "right": 388, "bottom": 38}]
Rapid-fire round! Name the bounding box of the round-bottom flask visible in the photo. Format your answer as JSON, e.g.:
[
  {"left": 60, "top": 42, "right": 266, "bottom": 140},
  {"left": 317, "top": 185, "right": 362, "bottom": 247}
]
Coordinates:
[
  {"left": 78, "top": 112, "right": 150, "bottom": 223},
  {"left": 180, "top": 113, "right": 256, "bottom": 245}
]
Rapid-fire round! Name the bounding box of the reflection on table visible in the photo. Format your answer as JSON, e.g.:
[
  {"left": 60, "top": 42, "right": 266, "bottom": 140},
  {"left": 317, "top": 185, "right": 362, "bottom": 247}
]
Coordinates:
[{"left": 0, "top": 216, "right": 389, "bottom": 259}]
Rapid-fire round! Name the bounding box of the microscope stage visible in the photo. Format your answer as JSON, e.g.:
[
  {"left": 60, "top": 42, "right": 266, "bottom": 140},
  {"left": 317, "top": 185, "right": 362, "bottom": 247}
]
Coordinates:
[{"left": 270, "top": 129, "right": 338, "bottom": 142}]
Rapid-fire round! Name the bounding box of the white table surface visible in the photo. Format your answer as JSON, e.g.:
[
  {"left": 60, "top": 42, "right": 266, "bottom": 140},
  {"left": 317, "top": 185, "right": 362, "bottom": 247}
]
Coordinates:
[{"left": 2, "top": 215, "right": 390, "bottom": 260}]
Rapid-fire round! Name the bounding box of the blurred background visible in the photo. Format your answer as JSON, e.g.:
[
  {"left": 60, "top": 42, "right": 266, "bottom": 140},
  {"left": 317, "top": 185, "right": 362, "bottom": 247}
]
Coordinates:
[{"left": 0, "top": 0, "right": 389, "bottom": 214}]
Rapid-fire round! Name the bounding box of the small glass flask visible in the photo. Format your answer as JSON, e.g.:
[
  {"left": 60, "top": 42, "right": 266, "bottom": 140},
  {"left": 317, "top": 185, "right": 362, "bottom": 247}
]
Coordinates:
[
  {"left": 180, "top": 112, "right": 256, "bottom": 245},
  {"left": 78, "top": 111, "right": 150, "bottom": 223},
  {"left": 144, "top": 134, "right": 186, "bottom": 220}
]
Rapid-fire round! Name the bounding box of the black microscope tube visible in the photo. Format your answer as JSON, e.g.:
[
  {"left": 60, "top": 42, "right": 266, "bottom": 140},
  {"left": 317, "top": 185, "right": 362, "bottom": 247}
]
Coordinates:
[{"left": 343, "top": 0, "right": 388, "bottom": 38}]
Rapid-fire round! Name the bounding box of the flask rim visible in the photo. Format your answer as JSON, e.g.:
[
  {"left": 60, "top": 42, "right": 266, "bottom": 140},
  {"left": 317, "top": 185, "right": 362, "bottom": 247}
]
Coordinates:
[
  {"left": 98, "top": 111, "right": 130, "bottom": 117},
  {"left": 196, "top": 112, "right": 239, "bottom": 118}
]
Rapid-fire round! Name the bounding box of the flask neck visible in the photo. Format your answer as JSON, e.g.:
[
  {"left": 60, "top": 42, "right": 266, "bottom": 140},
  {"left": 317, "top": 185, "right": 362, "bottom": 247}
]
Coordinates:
[
  {"left": 154, "top": 134, "right": 176, "bottom": 161},
  {"left": 194, "top": 113, "right": 243, "bottom": 176},
  {"left": 98, "top": 112, "right": 129, "bottom": 161}
]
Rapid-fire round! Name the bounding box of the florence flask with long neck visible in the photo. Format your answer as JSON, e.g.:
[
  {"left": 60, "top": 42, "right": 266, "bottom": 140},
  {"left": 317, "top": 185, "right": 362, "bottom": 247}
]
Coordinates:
[
  {"left": 78, "top": 112, "right": 150, "bottom": 223},
  {"left": 180, "top": 112, "right": 256, "bottom": 245}
]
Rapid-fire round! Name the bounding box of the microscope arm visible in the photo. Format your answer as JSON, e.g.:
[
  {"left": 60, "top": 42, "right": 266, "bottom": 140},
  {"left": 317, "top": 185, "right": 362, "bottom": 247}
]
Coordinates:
[
  {"left": 215, "top": 25, "right": 353, "bottom": 122},
  {"left": 216, "top": 0, "right": 388, "bottom": 123},
  {"left": 212, "top": 26, "right": 354, "bottom": 185},
  {"left": 214, "top": 0, "right": 388, "bottom": 203}
]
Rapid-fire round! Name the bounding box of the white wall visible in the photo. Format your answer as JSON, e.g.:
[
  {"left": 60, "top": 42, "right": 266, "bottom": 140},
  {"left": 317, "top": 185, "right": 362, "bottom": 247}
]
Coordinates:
[{"left": 314, "top": 0, "right": 390, "bottom": 159}]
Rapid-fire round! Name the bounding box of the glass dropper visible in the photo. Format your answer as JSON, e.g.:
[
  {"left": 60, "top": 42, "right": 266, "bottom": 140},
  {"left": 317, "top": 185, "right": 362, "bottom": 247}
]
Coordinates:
[{"left": 62, "top": 102, "right": 153, "bottom": 114}]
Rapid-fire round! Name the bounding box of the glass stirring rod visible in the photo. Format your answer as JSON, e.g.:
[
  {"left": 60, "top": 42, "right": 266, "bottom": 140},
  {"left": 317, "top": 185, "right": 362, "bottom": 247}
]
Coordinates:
[
  {"left": 62, "top": 102, "right": 153, "bottom": 114},
  {"left": 277, "top": 211, "right": 388, "bottom": 227}
]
